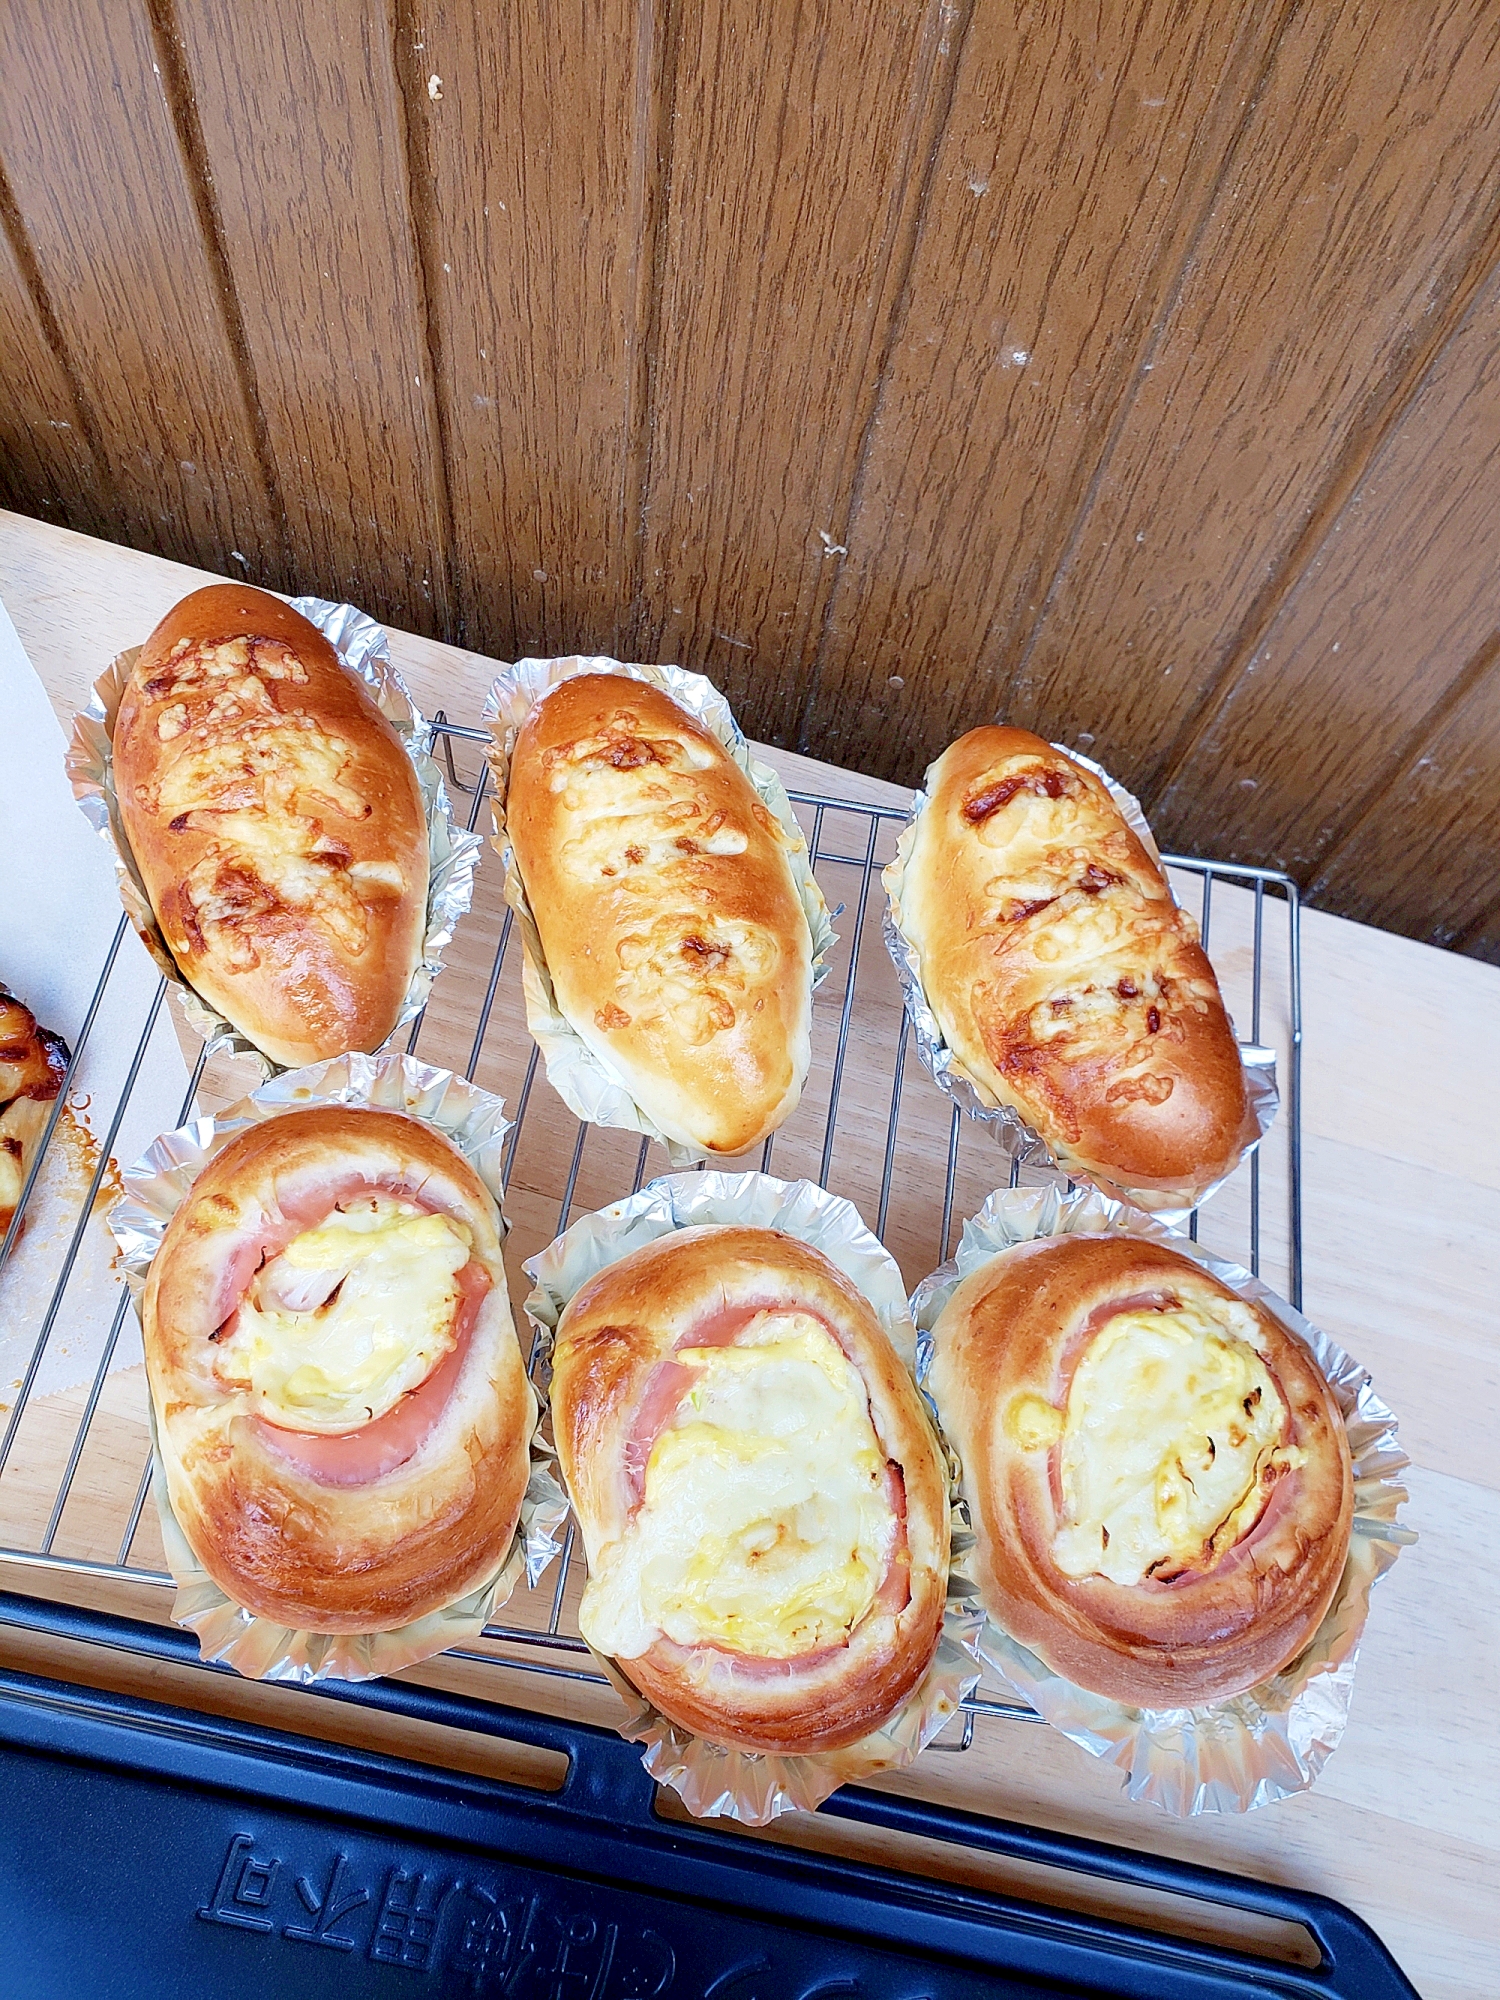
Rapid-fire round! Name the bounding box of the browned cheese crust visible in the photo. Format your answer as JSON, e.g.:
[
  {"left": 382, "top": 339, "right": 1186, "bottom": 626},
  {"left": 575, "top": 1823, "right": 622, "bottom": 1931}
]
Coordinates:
[
  {"left": 927, "top": 1234, "right": 1353, "bottom": 1707},
  {"left": 504, "top": 675, "right": 813, "bottom": 1154},
  {"left": 143, "top": 1105, "right": 533, "bottom": 1633},
  {"left": 113, "top": 585, "right": 428, "bottom": 1067},
  {"left": 551, "top": 1225, "right": 950, "bottom": 1753},
  {"left": 894, "top": 726, "right": 1253, "bottom": 1191},
  {"left": 0, "top": 986, "right": 69, "bottom": 1236}
]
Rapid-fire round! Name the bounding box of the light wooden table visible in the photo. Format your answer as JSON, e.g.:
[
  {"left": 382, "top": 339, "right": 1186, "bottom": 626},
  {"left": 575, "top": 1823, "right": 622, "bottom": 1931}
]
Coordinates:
[{"left": 1, "top": 511, "right": 1496, "bottom": 1998}]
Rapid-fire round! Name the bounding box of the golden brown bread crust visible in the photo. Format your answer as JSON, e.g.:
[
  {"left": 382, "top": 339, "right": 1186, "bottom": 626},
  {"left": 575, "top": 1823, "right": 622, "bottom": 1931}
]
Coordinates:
[
  {"left": 0, "top": 987, "right": 69, "bottom": 1236},
  {"left": 143, "top": 1104, "right": 533, "bottom": 1633},
  {"left": 927, "top": 1234, "right": 1353, "bottom": 1707},
  {"left": 892, "top": 726, "right": 1254, "bottom": 1193},
  {"left": 505, "top": 675, "right": 813, "bottom": 1154},
  {"left": 114, "top": 585, "right": 428, "bottom": 1067},
  {"left": 552, "top": 1225, "right": 949, "bottom": 1752}
]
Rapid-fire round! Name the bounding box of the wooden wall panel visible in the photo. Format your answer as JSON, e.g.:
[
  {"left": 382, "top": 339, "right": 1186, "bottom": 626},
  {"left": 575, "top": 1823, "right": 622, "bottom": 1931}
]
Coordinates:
[
  {"left": 797, "top": 0, "right": 1283, "bottom": 770},
  {"left": 0, "top": 203, "right": 107, "bottom": 533},
  {"left": 1312, "top": 658, "right": 1500, "bottom": 963},
  {"left": 632, "top": 0, "right": 966, "bottom": 735},
  {"left": 167, "top": 0, "right": 452, "bottom": 631},
  {"left": 1152, "top": 262, "right": 1500, "bottom": 877},
  {"left": 393, "top": 0, "right": 649, "bottom": 659},
  {"left": 1004, "top": 0, "right": 1500, "bottom": 792},
  {"left": 0, "top": 0, "right": 281, "bottom": 572},
  {"left": 1, "top": 0, "right": 1498, "bottom": 958}
]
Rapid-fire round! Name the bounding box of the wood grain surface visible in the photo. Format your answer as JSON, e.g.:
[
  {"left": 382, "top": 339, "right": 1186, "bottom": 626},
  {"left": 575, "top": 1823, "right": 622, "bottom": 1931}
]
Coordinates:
[
  {"left": 1, "top": 0, "right": 1499, "bottom": 967},
  {"left": 2, "top": 517, "right": 1499, "bottom": 1999}
]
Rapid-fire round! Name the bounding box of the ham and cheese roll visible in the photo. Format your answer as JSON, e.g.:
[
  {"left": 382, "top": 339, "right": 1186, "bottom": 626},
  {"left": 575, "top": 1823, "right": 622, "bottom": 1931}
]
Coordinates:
[
  {"left": 504, "top": 674, "right": 815, "bottom": 1155},
  {"left": 892, "top": 726, "right": 1256, "bottom": 1196},
  {"left": 114, "top": 586, "right": 428, "bottom": 1068},
  {"left": 142, "top": 1105, "right": 533, "bottom": 1633},
  {"left": 552, "top": 1225, "right": 949, "bottom": 1754},
  {"left": 927, "top": 1234, "right": 1353, "bottom": 1707}
]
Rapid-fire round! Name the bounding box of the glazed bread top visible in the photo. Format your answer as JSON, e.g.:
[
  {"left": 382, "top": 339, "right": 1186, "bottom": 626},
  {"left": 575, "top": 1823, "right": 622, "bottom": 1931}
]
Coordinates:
[
  {"left": 114, "top": 585, "right": 428, "bottom": 1068},
  {"left": 894, "top": 726, "right": 1252, "bottom": 1192},
  {"left": 143, "top": 1104, "right": 533, "bottom": 1634},
  {"left": 551, "top": 1225, "right": 949, "bottom": 1753},
  {"left": 927, "top": 1233, "right": 1353, "bottom": 1707},
  {"left": 505, "top": 674, "right": 814, "bottom": 1155}
]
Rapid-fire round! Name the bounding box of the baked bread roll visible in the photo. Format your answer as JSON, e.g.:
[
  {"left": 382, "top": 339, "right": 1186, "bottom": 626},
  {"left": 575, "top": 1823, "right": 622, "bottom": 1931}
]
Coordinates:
[
  {"left": 505, "top": 675, "right": 814, "bottom": 1154},
  {"left": 552, "top": 1225, "right": 949, "bottom": 1753},
  {"left": 142, "top": 1104, "right": 533, "bottom": 1633},
  {"left": 927, "top": 1233, "right": 1353, "bottom": 1707},
  {"left": 891, "top": 726, "right": 1254, "bottom": 1194},
  {"left": 0, "top": 986, "right": 68, "bottom": 1238},
  {"left": 113, "top": 585, "right": 428, "bottom": 1067}
]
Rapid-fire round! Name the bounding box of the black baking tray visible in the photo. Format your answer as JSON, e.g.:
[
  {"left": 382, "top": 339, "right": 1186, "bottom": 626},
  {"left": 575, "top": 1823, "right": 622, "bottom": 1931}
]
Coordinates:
[{"left": 0, "top": 1592, "right": 1417, "bottom": 2000}]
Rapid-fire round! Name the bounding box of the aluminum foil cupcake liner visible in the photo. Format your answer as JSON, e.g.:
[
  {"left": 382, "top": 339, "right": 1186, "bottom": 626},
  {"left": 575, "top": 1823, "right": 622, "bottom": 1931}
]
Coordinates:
[
  {"left": 66, "top": 595, "right": 482, "bottom": 1079},
  {"left": 882, "top": 741, "right": 1278, "bottom": 1221},
  {"left": 108, "top": 1052, "right": 569, "bottom": 1683},
  {"left": 482, "top": 657, "right": 837, "bottom": 1166},
  {"left": 522, "top": 1170, "right": 984, "bottom": 1824},
  {"left": 910, "top": 1183, "right": 1413, "bottom": 1814}
]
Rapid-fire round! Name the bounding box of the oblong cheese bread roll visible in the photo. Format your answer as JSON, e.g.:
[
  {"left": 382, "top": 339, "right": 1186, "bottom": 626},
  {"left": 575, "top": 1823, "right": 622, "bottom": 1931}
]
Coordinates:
[
  {"left": 894, "top": 726, "right": 1254, "bottom": 1193},
  {"left": 927, "top": 1233, "right": 1352, "bottom": 1707},
  {"left": 552, "top": 1225, "right": 949, "bottom": 1753},
  {"left": 506, "top": 675, "right": 813, "bottom": 1154},
  {"left": 114, "top": 585, "right": 428, "bottom": 1067},
  {"left": 143, "top": 1105, "right": 533, "bottom": 1633}
]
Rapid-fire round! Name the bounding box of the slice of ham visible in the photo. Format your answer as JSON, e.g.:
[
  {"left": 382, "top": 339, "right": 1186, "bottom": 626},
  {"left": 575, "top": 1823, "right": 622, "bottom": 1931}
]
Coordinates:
[{"left": 252, "top": 1259, "right": 490, "bottom": 1487}]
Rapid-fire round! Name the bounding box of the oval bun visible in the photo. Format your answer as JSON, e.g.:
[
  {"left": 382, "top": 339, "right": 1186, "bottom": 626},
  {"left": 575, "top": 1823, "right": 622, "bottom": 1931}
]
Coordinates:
[
  {"left": 927, "top": 1232, "right": 1352, "bottom": 1707},
  {"left": 114, "top": 585, "right": 427, "bottom": 1067},
  {"left": 143, "top": 1103, "right": 533, "bottom": 1634}
]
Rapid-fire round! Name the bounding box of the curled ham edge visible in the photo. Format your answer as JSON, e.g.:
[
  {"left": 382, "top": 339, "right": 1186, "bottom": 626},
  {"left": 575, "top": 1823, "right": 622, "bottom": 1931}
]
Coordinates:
[
  {"left": 209, "top": 1172, "right": 490, "bottom": 1490},
  {"left": 1043, "top": 1289, "right": 1304, "bottom": 1594},
  {"left": 618, "top": 1298, "right": 913, "bottom": 1682}
]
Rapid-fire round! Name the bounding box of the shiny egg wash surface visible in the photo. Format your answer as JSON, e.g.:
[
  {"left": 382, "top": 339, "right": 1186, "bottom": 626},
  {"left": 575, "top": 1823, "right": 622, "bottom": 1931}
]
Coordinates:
[
  {"left": 213, "top": 1196, "right": 471, "bottom": 1432},
  {"left": 580, "top": 1310, "right": 897, "bottom": 1660},
  {"left": 1006, "top": 1295, "right": 1306, "bottom": 1586}
]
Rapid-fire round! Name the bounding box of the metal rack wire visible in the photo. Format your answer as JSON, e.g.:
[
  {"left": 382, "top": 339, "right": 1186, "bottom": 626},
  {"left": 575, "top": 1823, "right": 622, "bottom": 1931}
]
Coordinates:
[{"left": 0, "top": 714, "right": 1302, "bottom": 1750}]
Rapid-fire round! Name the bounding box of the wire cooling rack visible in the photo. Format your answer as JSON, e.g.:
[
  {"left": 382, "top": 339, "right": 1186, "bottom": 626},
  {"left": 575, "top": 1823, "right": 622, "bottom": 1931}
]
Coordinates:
[{"left": 0, "top": 716, "right": 1302, "bottom": 1748}]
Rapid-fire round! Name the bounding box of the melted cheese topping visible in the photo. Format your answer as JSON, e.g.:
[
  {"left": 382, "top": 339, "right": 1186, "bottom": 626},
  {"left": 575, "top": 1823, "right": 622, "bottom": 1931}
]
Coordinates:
[
  {"left": 216, "top": 1196, "right": 471, "bottom": 1433},
  {"left": 1027, "top": 1297, "right": 1296, "bottom": 1586},
  {"left": 579, "top": 1311, "right": 895, "bottom": 1660}
]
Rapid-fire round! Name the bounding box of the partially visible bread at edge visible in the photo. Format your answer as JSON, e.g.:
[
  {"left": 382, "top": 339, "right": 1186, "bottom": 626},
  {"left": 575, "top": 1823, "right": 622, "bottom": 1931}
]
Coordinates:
[
  {"left": 113, "top": 585, "right": 428, "bottom": 1067},
  {"left": 552, "top": 1225, "right": 949, "bottom": 1753},
  {"left": 503, "top": 673, "right": 814, "bottom": 1155},
  {"left": 143, "top": 1104, "right": 533, "bottom": 1633},
  {"left": 890, "top": 726, "right": 1254, "bottom": 1193},
  {"left": 927, "top": 1233, "right": 1353, "bottom": 1707}
]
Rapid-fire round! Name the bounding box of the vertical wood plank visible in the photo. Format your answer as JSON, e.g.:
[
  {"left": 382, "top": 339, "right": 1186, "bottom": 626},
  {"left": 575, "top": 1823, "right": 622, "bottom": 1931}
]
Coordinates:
[
  {"left": 1008, "top": 0, "right": 1500, "bottom": 794},
  {"left": 1151, "top": 260, "right": 1500, "bottom": 879},
  {"left": 0, "top": 196, "right": 108, "bottom": 533},
  {"left": 798, "top": 0, "right": 1284, "bottom": 774},
  {"left": 1311, "top": 655, "right": 1500, "bottom": 960},
  {"left": 391, "top": 0, "right": 653, "bottom": 659},
  {"left": 633, "top": 0, "right": 969, "bottom": 739},
  {"left": 168, "top": 0, "right": 453, "bottom": 629},
  {"left": 0, "top": 0, "right": 282, "bottom": 574}
]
